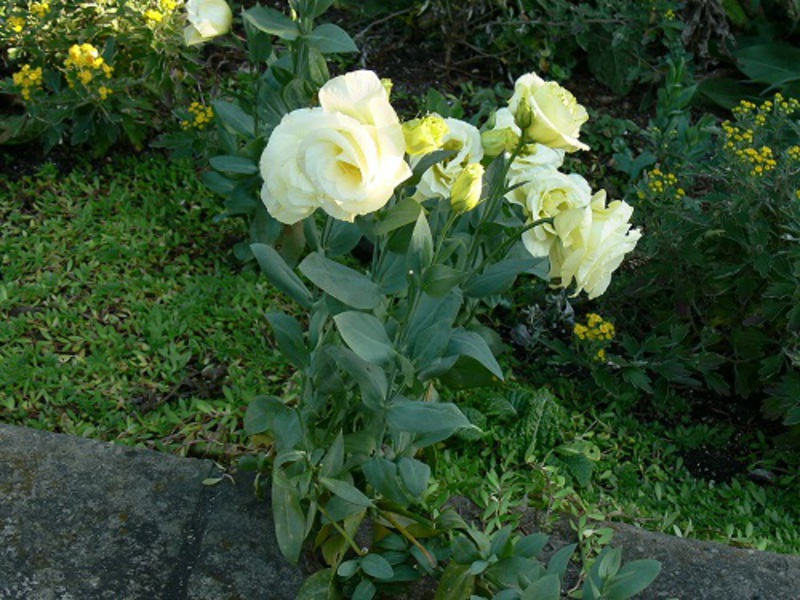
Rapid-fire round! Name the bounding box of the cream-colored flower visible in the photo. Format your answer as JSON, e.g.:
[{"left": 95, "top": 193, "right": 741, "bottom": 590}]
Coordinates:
[
  {"left": 512, "top": 168, "right": 592, "bottom": 257},
  {"left": 549, "top": 192, "right": 641, "bottom": 299},
  {"left": 184, "top": 0, "right": 232, "bottom": 45},
  {"left": 260, "top": 70, "right": 412, "bottom": 224},
  {"left": 412, "top": 117, "right": 483, "bottom": 199},
  {"left": 508, "top": 72, "right": 589, "bottom": 152}
]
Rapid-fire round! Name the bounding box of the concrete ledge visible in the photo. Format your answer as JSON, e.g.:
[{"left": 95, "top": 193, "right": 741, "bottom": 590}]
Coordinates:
[
  {"left": 1, "top": 424, "right": 799, "bottom": 599},
  {"left": 0, "top": 424, "right": 304, "bottom": 600}
]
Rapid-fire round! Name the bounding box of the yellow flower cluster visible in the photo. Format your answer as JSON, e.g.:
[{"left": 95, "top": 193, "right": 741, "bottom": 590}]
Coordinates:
[
  {"left": 12, "top": 64, "right": 43, "bottom": 100},
  {"left": 145, "top": 9, "right": 164, "bottom": 24},
  {"left": 733, "top": 94, "right": 799, "bottom": 119},
  {"left": 640, "top": 168, "right": 685, "bottom": 201},
  {"left": 159, "top": 0, "right": 179, "bottom": 10},
  {"left": 788, "top": 146, "right": 800, "bottom": 162},
  {"left": 574, "top": 313, "right": 615, "bottom": 341},
  {"left": 8, "top": 16, "right": 26, "bottom": 32},
  {"left": 31, "top": 1, "right": 50, "bottom": 18},
  {"left": 736, "top": 145, "right": 777, "bottom": 177},
  {"left": 665, "top": 9, "right": 676, "bottom": 19},
  {"left": 181, "top": 102, "right": 214, "bottom": 130},
  {"left": 99, "top": 86, "right": 112, "bottom": 100},
  {"left": 64, "top": 43, "right": 113, "bottom": 90}
]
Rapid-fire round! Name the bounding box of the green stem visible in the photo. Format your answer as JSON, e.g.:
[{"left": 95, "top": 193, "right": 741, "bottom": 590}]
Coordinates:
[
  {"left": 380, "top": 509, "right": 437, "bottom": 568},
  {"left": 319, "top": 505, "right": 366, "bottom": 556}
]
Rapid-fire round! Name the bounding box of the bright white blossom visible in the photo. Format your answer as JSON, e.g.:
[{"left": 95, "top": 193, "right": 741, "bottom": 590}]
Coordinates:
[
  {"left": 549, "top": 191, "right": 641, "bottom": 299},
  {"left": 511, "top": 169, "right": 593, "bottom": 258},
  {"left": 412, "top": 117, "right": 483, "bottom": 199},
  {"left": 259, "top": 70, "right": 412, "bottom": 224},
  {"left": 508, "top": 73, "right": 589, "bottom": 152},
  {"left": 184, "top": 0, "right": 232, "bottom": 45}
]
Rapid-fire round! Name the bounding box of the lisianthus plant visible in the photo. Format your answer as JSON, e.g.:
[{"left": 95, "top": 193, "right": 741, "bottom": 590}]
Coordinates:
[
  {"left": 0, "top": 0, "right": 207, "bottom": 151},
  {"left": 191, "top": 1, "right": 656, "bottom": 597}
]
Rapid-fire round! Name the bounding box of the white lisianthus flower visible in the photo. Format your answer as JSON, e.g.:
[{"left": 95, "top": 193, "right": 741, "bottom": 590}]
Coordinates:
[
  {"left": 184, "top": 0, "right": 232, "bottom": 45},
  {"left": 259, "top": 70, "right": 412, "bottom": 224},
  {"left": 508, "top": 72, "right": 589, "bottom": 152},
  {"left": 412, "top": 117, "right": 484, "bottom": 199},
  {"left": 512, "top": 169, "right": 593, "bottom": 257},
  {"left": 549, "top": 192, "right": 642, "bottom": 299}
]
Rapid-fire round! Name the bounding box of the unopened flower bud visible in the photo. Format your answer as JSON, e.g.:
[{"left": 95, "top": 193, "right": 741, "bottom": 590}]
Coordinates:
[
  {"left": 481, "top": 127, "right": 520, "bottom": 157},
  {"left": 514, "top": 96, "right": 533, "bottom": 130},
  {"left": 381, "top": 78, "right": 393, "bottom": 98},
  {"left": 450, "top": 163, "right": 484, "bottom": 214},
  {"left": 402, "top": 114, "right": 449, "bottom": 156}
]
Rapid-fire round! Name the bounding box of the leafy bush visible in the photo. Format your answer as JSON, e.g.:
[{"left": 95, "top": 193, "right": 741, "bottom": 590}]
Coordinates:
[
  {"left": 0, "top": 0, "right": 197, "bottom": 152},
  {"left": 609, "top": 85, "right": 800, "bottom": 430}
]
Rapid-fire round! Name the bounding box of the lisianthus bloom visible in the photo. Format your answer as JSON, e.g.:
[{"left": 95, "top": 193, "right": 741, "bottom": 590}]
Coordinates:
[
  {"left": 403, "top": 114, "right": 449, "bottom": 156},
  {"left": 508, "top": 73, "right": 589, "bottom": 152},
  {"left": 184, "top": 0, "right": 232, "bottom": 45},
  {"left": 412, "top": 117, "right": 484, "bottom": 200},
  {"left": 549, "top": 191, "right": 641, "bottom": 299},
  {"left": 259, "top": 70, "right": 412, "bottom": 224},
  {"left": 510, "top": 169, "right": 593, "bottom": 257}
]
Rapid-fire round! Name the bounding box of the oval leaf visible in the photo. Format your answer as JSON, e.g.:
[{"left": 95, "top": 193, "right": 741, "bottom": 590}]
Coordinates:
[
  {"left": 334, "top": 311, "right": 395, "bottom": 366},
  {"left": 299, "top": 252, "right": 382, "bottom": 310}
]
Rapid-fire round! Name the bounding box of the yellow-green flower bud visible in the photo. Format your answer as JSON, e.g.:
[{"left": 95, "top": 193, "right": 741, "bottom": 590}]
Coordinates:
[
  {"left": 402, "top": 114, "right": 449, "bottom": 156},
  {"left": 481, "top": 127, "right": 520, "bottom": 157},
  {"left": 450, "top": 163, "right": 484, "bottom": 214},
  {"left": 514, "top": 96, "right": 533, "bottom": 130},
  {"left": 381, "top": 78, "right": 393, "bottom": 98}
]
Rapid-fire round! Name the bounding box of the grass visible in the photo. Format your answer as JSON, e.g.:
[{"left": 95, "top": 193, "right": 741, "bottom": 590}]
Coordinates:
[
  {"left": 2, "top": 149, "right": 798, "bottom": 557},
  {"left": 0, "top": 152, "right": 290, "bottom": 456}
]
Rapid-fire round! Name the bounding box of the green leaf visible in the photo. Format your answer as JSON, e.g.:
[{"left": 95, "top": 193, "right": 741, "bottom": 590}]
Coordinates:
[
  {"left": 464, "top": 256, "right": 540, "bottom": 298},
  {"left": 212, "top": 100, "right": 255, "bottom": 138},
  {"left": 397, "top": 457, "right": 430, "bottom": 499},
  {"left": 334, "top": 311, "right": 395, "bottom": 366},
  {"left": 243, "top": 18, "right": 273, "bottom": 64},
  {"left": 244, "top": 6, "right": 300, "bottom": 40},
  {"left": 387, "top": 399, "right": 471, "bottom": 436},
  {"left": 320, "top": 431, "right": 344, "bottom": 478},
  {"left": 435, "top": 563, "right": 475, "bottom": 600},
  {"left": 362, "top": 456, "right": 410, "bottom": 505},
  {"left": 446, "top": 328, "right": 504, "bottom": 380},
  {"left": 306, "top": 23, "right": 359, "bottom": 54},
  {"left": 352, "top": 578, "right": 376, "bottom": 600},
  {"left": 325, "top": 347, "right": 388, "bottom": 411},
  {"left": 374, "top": 198, "right": 423, "bottom": 235},
  {"left": 324, "top": 220, "right": 363, "bottom": 257},
  {"left": 296, "top": 568, "right": 341, "bottom": 600},
  {"left": 251, "top": 243, "right": 313, "bottom": 308},
  {"left": 299, "top": 252, "right": 382, "bottom": 310},
  {"left": 521, "top": 573, "right": 561, "bottom": 600},
  {"left": 272, "top": 468, "right": 307, "bottom": 564},
  {"left": 734, "top": 43, "right": 800, "bottom": 86},
  {"left": 603, "top": 560, "right": 662, "bottom": 600},
  {"left": 515, "top": 533, "right": 549, "bottom": 559},
  {"left": 408, "top": 212, "right": 433, "bottom": 274},
  {"left": 422, "top": 264, "right": 465, "bottom": 297},
  {"left": 244, "top": 396, "right": 301, "bottom": 449},
  {"left": 319, "top": 477, "right": 375, "bottom": 508},
  {"left": 360, "top": 553, "right": 395, "bottom": 580},
  {"left": 546, "top": 543, "right": 576, "bottom": 579},
  {"left": 266, "top": 312, "right": 309, "bottom": 368}
]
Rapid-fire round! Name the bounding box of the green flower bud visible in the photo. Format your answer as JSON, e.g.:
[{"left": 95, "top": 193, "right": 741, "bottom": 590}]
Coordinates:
[
  {"left": 402, "top": 114, "right": 449, "bottom": 156},
  {"left": 481, "top": 127, "right": 520, "bottom": 157},
  {"left": 381, "top": 78, "right": 393, "bottom": 98},
  {"left": 515, "top": 96, "right": 533, "bottom": 130},
  {"left": 450, "top": 163, "right": 484, "bottom": 214}
]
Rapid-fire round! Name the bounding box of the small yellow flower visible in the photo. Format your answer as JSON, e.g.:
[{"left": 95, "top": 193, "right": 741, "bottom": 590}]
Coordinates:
[
  {"left": 30, "top": 1, "right": 50, "bottom": 18},
  {"left": 145, "top": 9, "right": 164, "bottom": 24},
  {"left": 9, "top": 16, "right": 26, "bottom": 32},
  {"left": 78, "top": 70, "right": 93, "bottom": 85},
  {"left": 98, "top": 86, "right": 112, "bottom": 100}
]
